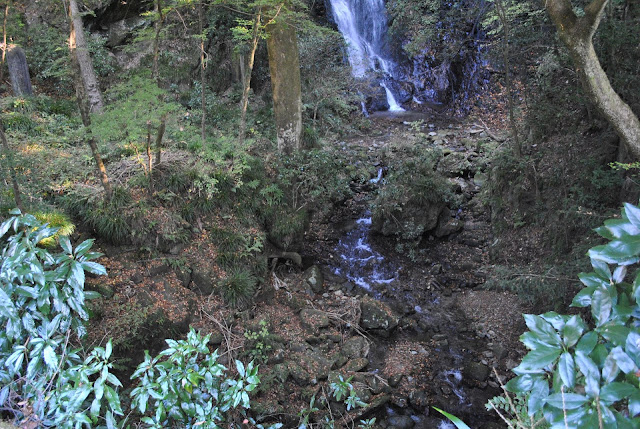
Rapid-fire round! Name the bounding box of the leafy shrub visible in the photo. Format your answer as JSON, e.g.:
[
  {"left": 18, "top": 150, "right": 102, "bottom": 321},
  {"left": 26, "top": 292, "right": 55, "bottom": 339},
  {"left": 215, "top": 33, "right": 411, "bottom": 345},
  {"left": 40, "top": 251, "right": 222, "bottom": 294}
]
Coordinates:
[
  {"left": 490, "top": 203, "right": 640, "bottom": 427},
  {"left": 0, "top": 210, "right": 123, "bottom": 428},
  {"left": 130, "top": 328, "right": 263, "bottom": 428},
  {"left": 33, "top": 210, "right": 75, "bottom": 247}
]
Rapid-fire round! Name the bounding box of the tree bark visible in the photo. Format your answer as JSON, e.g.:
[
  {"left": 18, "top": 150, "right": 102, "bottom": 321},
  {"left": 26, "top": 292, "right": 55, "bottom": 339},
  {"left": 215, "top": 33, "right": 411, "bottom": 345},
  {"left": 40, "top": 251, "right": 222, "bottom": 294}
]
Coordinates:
[
  {"left": 68, "top": 0, "right": 104, "bottom": 114},
  {"left": 545, "top": 0, "right": 640, "bottom": 159},
  {"left": 69, "top": 39, "right": 112, "bottom": 200},
  {"left": 266, "top": 20, "right": 302, "bottom": 154},
  {"left": 198, "top": 0, "right": 206, "bottom": 143},
  {"left": 0, "top": 118, "right": 24, "bottom": 212},
  {"left": 152, "top": 0, "right": 164, "bottom": 82},
  {"left": 238, "top": 8, "right": 261, "bottom": 143},
  {"left": 1, "top": 1, "right": 9, "bottom": 84}
]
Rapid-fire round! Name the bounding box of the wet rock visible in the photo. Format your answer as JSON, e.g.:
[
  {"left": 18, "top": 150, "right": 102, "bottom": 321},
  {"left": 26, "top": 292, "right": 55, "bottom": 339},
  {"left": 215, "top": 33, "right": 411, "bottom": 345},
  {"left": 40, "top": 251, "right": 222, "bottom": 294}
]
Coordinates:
[
  {"left": 175, "top": 266, "right": 192, "bottom": 289},
  {"left": 341, "top": 336, "right": 370, "bottom": 359},
  {"left": 464, "top": 361, "right": 490, "bottom": 383},
  {"left": 492, "top": 343, "right": 507, "bottom": 361},
  {"left": 366, "top": 375, "right": 384, "bottom": 394},
  {"left": 372, "top": 203, "right": 445, "bottom": 238},
  {"left": 344, "top": 358, "right": 369, "bottom": 372},
  {"left": 360, "top": 296, "right": 400, "bottom": 336},
  {"left": 434, "top": 217, "right": 464, "bottom": 238},
  {"left": 299, "top": 350, "right": 333, "bottom": 381},
  {"left": 304, "top": 265, "right": 324, "bottom": 293},
  {"left": 387, "top": 415, "right": 415, "bottom": 428},
  {"left": 300, "top": 309, "right": 330, "bottom": 333},
  {"left": 391, "top": 394, "right": 409, "bottom": 408},
  {"left": 332, "top": 353, "right": 349, "bottom": 369}
]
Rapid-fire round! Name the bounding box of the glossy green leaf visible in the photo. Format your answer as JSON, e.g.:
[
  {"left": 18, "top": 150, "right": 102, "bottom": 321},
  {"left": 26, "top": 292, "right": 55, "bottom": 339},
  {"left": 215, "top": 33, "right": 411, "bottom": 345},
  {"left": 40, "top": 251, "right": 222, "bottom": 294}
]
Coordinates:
[
  {"left": 599, "top": 382, "right": 637, "bottom": 405},
  {"left": 432, "top": 407, "right": 471, "bottom": 429},
  {"left": 516, "top": 345, "right": 562, "bottom": 372},
  {"left": 602, "top": 349, "right": 620, "bottom": 383},
  {"left": 562, "top": 315, "right": 585, "bottom": 347},
  {"left": 598, "top": 324, "right": 630, "bottom": 346},
  {"left": 624, "top": 203, "right": 640, "bottom": 229},
  {"left": 588, "top": 239, "right": 640, "bottom": 265},
  {"left": 528, "top": 376, "right": 549, "bottom": 416},
  {"left": 575, "top": 351, "right": 600, "bottom": 397},
  {"left": 629, "top": 391, "right": 640, "bottom": 417},
  {"left": 591, "top": 259, "right": 611, "bottom": 280},
  {"left": 558, "top": 352, "right": 575, "bottom": 388},
  {"left": 592, "top": 287, "right": 612, "bottom": 326},
  {"left": 576, "top": 331, "right": 598, "bottom": 355},
  {"left": 544, "top": 392, "right": 587, "bottom": 409},
  {"left": 611, "top": 346, "right": 638, "bottom": 374}
]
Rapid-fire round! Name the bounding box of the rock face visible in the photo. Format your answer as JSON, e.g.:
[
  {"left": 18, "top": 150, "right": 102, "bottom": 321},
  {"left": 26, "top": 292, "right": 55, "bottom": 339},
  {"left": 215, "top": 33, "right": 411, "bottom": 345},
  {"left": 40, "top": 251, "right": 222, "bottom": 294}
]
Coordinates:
[
  {"left": 372, "top": 203, "right": 446, "bottom": 238},
  {"left": 359, "top": 296, "right": 399, "bottom": 336},
  {"left": 7, "top": 46, "right": 33, "bottom": 97}
]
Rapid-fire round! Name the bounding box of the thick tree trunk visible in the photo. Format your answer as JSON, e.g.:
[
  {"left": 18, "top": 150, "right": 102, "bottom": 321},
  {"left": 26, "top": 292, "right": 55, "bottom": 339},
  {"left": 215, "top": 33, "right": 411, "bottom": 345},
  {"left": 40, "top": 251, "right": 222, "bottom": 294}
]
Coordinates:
[
  {"left": 0, "top": 118, "right": 24, "bottom": 212},
  {"left": 6, "top": 45, "right": 32, "bottom": 96},
  {"left": 545, "top": 0, "right": 640, "bottom": 159},
  {"left": 266, "top": 20, "right": 302, "bottom": 154},
  {"left": 152, "top": 0, "right": 164, "bottom": 82},
  {"left": 238, "top": 8, "right": 261, "bottom": 143},
  {"left": 68, "top": 0, "right": 103, "bottom": 114}
]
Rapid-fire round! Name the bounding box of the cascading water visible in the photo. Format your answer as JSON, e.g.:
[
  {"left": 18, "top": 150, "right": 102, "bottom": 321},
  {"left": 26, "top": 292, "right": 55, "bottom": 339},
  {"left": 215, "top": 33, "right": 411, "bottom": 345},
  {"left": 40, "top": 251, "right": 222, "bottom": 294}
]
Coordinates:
[{"left": 329, "top": 0, "right": 404, "bottom": 111}]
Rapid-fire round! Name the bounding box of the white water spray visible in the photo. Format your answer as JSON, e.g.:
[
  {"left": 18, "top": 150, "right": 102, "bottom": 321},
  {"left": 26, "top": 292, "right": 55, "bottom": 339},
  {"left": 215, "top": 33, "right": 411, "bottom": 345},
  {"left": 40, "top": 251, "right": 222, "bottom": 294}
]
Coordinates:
[{"left": 329, "top": 0, "right": 404, "bottom": 111}]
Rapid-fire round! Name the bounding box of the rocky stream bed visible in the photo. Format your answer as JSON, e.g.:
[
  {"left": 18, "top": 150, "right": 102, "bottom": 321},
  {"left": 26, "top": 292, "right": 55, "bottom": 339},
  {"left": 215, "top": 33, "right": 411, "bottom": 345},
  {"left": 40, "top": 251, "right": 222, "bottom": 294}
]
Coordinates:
[{"left": 86, "top": 113, "right": 527, "bottom": 428}]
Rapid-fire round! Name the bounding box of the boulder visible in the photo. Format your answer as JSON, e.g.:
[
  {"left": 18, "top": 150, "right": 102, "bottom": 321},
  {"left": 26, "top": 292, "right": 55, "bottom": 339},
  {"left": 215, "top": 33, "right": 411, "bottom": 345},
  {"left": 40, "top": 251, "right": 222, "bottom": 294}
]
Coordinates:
[
  {"left": 360, "top": 296, "right": 400, "bottom": 336},
  {"left": 191, "top": 269, "right": 215, "bottom": 295},
  {"left": 300, "top": 309, "right": 330, "bottom": 334},
  {"left": 464, "top": 361, "right": 490, "bottom": 383},
  {"left": 341, "top": 336, "right": 370, "bottom": 359},
  {"left": 303, "top": 265, "right": 324, "bottom": 293}
]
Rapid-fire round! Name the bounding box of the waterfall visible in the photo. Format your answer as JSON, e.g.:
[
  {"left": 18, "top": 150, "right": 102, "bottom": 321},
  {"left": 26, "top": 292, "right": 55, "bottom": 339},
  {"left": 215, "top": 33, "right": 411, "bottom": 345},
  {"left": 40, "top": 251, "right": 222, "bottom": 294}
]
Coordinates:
[{"left": 330, "top": 0, "right": 404, "bottom": 112}]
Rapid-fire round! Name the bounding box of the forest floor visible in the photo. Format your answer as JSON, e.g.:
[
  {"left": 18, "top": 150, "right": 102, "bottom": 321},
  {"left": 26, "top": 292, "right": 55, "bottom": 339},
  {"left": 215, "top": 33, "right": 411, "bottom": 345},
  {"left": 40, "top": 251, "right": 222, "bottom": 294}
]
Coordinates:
[{"left": 83, "top": 109, "right": 531, "bottom": 428}]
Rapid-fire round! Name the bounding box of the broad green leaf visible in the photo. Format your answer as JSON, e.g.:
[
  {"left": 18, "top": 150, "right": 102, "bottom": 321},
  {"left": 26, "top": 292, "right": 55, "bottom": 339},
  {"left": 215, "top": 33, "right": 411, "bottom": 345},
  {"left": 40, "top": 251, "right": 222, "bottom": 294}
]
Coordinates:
[
  {"left": 528, "top": 376, "right": 549, "bottom": 416},
  {"left": 43, "top": 345, "right": 58, "bottom": 371},
  {"left": 515, "top": 345, "right": 561, "bottom": 372},
  {"left": 74, "top": 239, "right": 95, "bottom": 257},
  {"left": 602, "top": 217, "right": 639, "bottom": 239},
  {"left": 624, "top": 203, "right": 640, "bottom": 229},
  {"left": 576, "top": 331, "right": 598, "bottom": 355},
  {"left": 523, "top": 314, "right": 561, "bottom": 346},
  {"left": 579, "top": 272, "right": 608, "bottom": 288},
  {"left": 68, "top": 260, "right": 85, "bottom": 289},
  {"left": 505, "top": 374, "right": 539, "bottom": 393},
  {"left": 589, "top": 239, "right": 640, "bottom": 265},
  {"left": 562, "top": 315, "right": 585, "bottom": 347},
  {"left": 544, "top": 392, "right": 587, "bottom": 409},
  {"left": 60, "top": 236, "right": 73, "bottom": 255},
  {"left": 598, "top": 324, "right": 630, "bottom": 346},
  {"left": 235, "top": 360, "right": 246, "bottom": 378},
  {"left": 602, "top": 349, "right": 620, "bottom": 383},
  {"left": 558, "top": 352, "right": 575, "bottom": 388},
  {"left": 611, "top": 346, "right": 638, "bottom": 374},
  {"left": 81, "top": 261, "right": 107, "bottom": 276},
  {"left": 599, "top": 382, "right": 637, "bottom": 405},
  {"left": 575, "top": 351, "right": 600, "bottom": 397},
  {"left": 612, "top": 265, "right": 627, "bottom": 284},
  {"left": 592, "top": 287, "right": 612, "bottom": 326},
  {"left": 571, "top": 286, "right": 595, "bottom": 307},
  {"left": 626, "top": 332, "right": 640, "bottom": 366},
  {"left": 591, "top": 259, "right": 611, "bottom": 280},
  {"left": 629, "top": 391, "right": 640, "bottom": 417}
]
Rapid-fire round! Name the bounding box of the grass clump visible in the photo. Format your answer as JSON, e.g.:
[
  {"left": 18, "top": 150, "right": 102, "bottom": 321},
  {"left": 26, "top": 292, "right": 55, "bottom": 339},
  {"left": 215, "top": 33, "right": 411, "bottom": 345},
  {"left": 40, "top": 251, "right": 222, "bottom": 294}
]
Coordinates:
[{"left": 219, "top": 267, "right": 257, "bottom": 308}]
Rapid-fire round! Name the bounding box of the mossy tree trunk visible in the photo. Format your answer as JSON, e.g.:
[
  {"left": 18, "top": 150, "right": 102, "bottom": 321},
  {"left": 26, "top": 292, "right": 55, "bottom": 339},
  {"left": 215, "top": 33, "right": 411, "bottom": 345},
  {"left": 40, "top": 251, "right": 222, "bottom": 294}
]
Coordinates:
[
  {"left": 68, "top": 0, "right": 104, "bottom": 114},
  {"left": 266, "top": 19, "right": 302, "bottom": 154},
  {"left": 545, "top": 0, "right": 640, "bottom": 159},
  {"left": 198, "top": 0, "right": 207, "bottom": 144}
]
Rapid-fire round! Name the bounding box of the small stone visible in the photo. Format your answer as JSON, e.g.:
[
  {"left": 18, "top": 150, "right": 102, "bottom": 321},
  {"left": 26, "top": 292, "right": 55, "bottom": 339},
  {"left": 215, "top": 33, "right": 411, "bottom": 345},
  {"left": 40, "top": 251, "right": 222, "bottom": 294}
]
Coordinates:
[
  {"left": 389, "top": 374, "right": 403, "bottom": 387},
  {"left": 387, "top": 415, "right": 415, "bottom": 429},
  {"left": 344, "top": 358, "right": 369, "bottom": 372},
  {"left": 303, "top": 265, "right": 324, "bottom": 293}
]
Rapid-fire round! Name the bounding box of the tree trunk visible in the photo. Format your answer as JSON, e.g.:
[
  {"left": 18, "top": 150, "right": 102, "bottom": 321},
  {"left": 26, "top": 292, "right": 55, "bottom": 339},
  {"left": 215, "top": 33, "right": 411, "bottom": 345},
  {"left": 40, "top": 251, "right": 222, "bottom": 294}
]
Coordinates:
[
  {"left": 6, "top": 45, "right": 32, "bottom": 96},
  {"left": 155, "top": 113, "right": 167, "bottom": 166},
  {"left": 495, "top": 0, "right": 521, "bottom": 156},
  {"left": 69, "top": 41, "right": 112, "bottom": 200},
  {"left": 238, "top": 8, "right": 261, "bottom": 143},
  {"left": 68, "top": 0, "right": 104, "bottom": 114},
  {"left": 152, "top": 0, "right": 164, "bottom": 82},
  {"left": 266, "top": 20, "right": 302, "bottom": 154},
  {"left": 545, "top": 0, "right": 640, "bottom": 159},
  {"left": 1, "top": 1, "right": 9, "bottom": 84},
  {"left": 199, "top": 0, "right": 206, "bottom": 143},
  {"left": 0, "top": 118, "right": 24, "bottom": 212}
]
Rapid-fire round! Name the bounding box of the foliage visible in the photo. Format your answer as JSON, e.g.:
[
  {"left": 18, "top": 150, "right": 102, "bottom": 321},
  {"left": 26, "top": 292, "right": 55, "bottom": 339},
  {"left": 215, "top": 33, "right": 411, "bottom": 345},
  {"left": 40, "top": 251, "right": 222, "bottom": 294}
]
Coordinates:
[
  {"left": 329, "top": 375, "right": 366, "bottom": 411},
  {"left": 33, "top": 210, "right": 75, "bottom": 248},
  {"left": 243, "top": 319, "right": 273, "bottom": 364},
  {"left": 0, "top": 210, "right": 123, "bottom": 428},
  {"left": 490, "top": 203, "right": 640, "bottom": 426},
  {"left": 130, "top": 327, "right": 261, "bottom": 428},
  {"left": 372, "top": 148, "right": 452, "bottom": 241},
  {"left": 219, "top": 266, "right": 258, "bottom": 308},
  {"left": 433, "top": 407, "right": 471, "bottom": 429}
]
